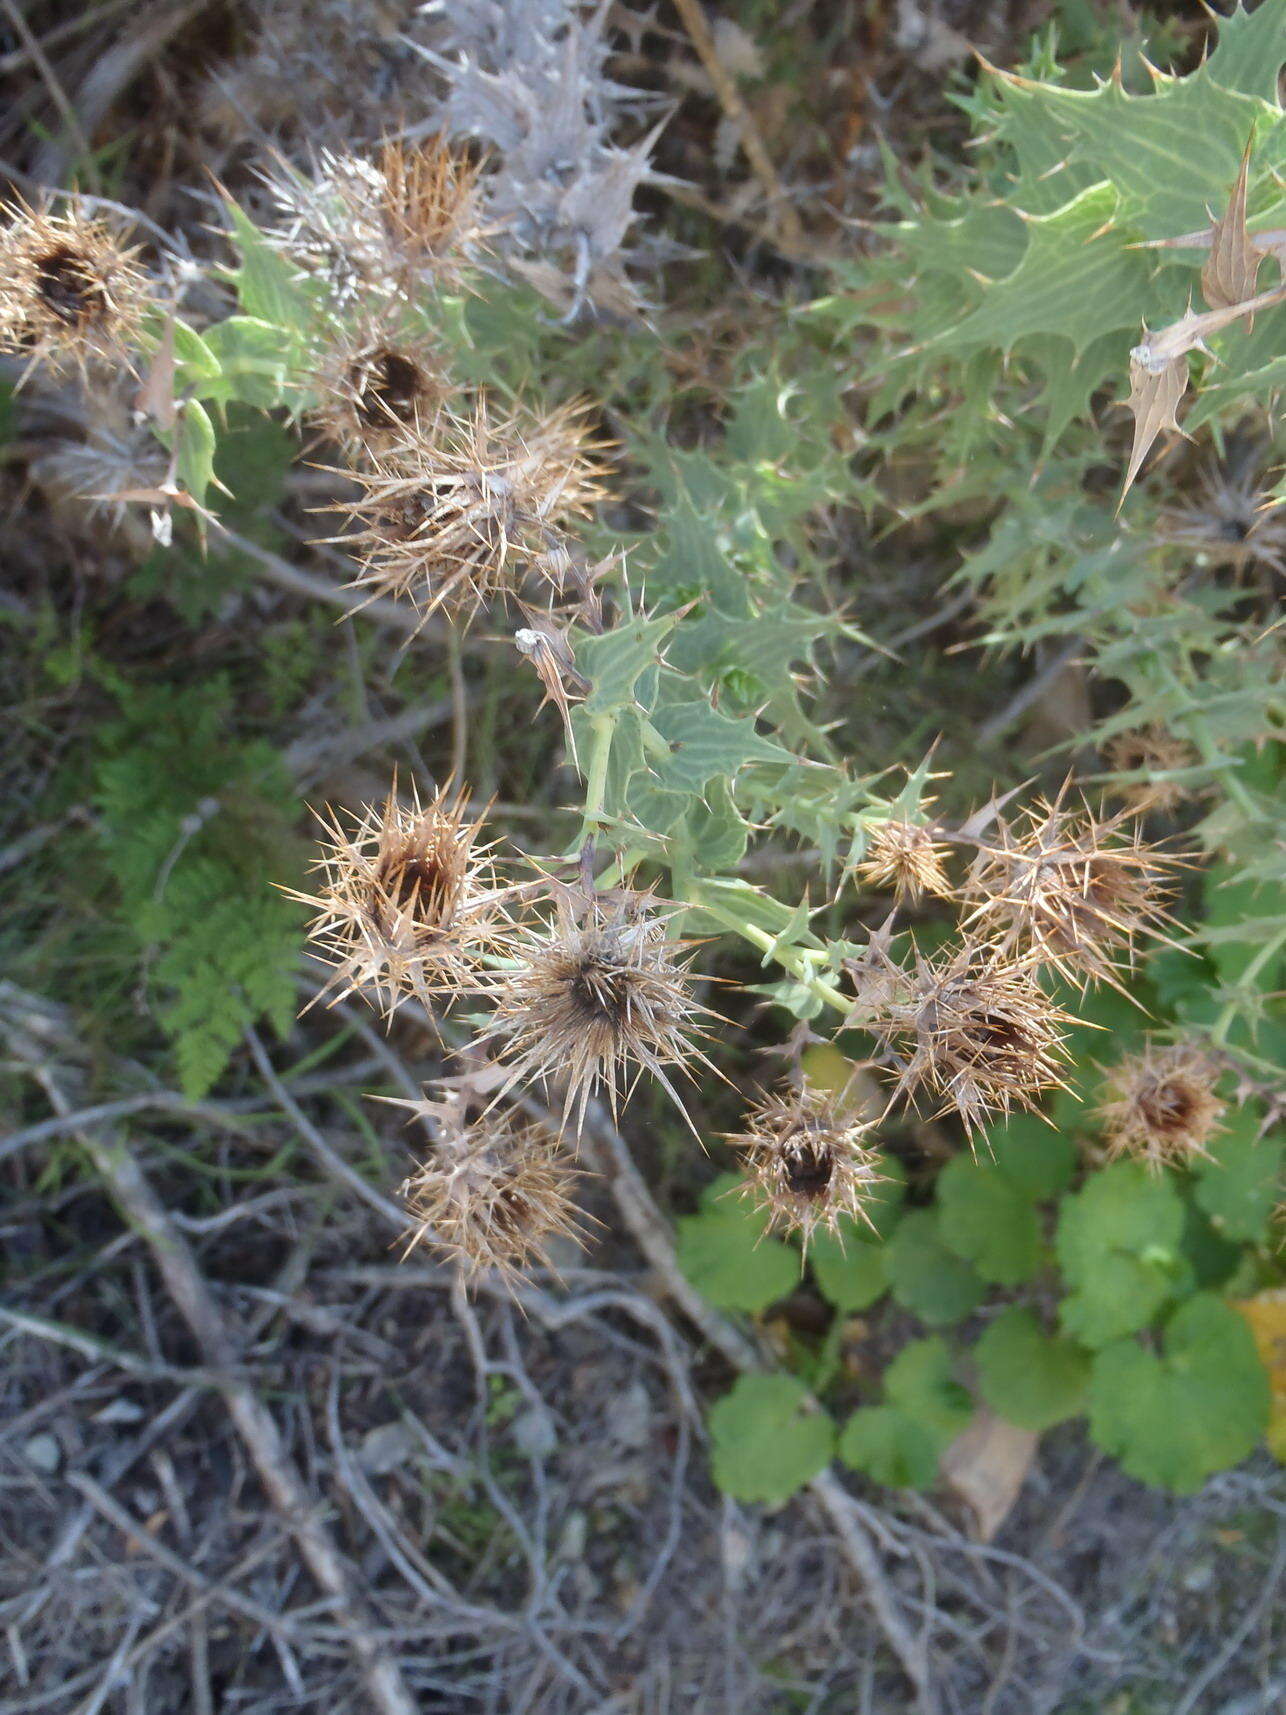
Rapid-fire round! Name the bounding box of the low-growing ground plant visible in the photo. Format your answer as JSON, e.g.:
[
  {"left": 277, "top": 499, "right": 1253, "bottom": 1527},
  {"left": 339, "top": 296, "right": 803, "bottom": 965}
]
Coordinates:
[{"left": 2, "top": 0, "right": 1283, "bottom": 1546}]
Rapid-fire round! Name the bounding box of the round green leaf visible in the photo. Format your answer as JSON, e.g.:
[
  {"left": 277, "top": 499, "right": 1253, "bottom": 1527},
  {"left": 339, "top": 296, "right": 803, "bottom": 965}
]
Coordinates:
[
  {"left": 884, "top": 1337, "right": 974, "bottom": 1440},
  {"left": 675, "top": 1204, "right": 799, "bottom": 1313},
  {"left": 809, "top": 1223, "right": 887, "bottom": 1311},
  {"left": 838, "top": 1406, "right": 940, "bottom": 1490},
  {"left": 936, "top": 1157, "right": 1043, "bottom": 1285},
  {"left": 975, "top": 1308, "right": 1090, "bottom": 1431},
  {"left": 1056, "top": 1162, "right": 1189, "bottom": 1346},
  {"left": 986, "top": 1112, "right": 1075, "bottom": 1199},
  {"left": 1088, "top": 1294, "right": 1271, "bottom": 1492},
  {"left": 886, "top": 1209, "right": 985, "bottom": 1327},
  {"left": 1194, "top": 1106, "right": 1284, "bottom": 1244},
  {"left": 708, "top": 1374, "right": 834, "bottom": 1504}
]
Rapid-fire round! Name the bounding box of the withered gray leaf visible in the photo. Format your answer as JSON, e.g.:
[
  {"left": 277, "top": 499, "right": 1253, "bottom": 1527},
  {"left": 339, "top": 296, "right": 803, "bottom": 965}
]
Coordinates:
[
  {"left": 1120, "top": 349, "right": 1188, "bottom": 508},
  {"left": 1201, "top": 137, "right": 1263, "bottom": 313}
]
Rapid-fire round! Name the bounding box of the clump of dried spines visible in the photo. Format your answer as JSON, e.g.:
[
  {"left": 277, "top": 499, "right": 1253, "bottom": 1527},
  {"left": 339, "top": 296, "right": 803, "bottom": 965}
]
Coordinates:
[
  {"left": 961, "top": 790, "right": 1181, "bottom": 988},
  {"left": 856, "top": 817, "right": 953, "bottom": 904},
  {"left": 262, "top": 137, "right": 485, "bottom": 307},
  {"left": 0, "top": 200, "right": 154, "bottom": 378},
  {"left": 285, "top": 777, "right": 510, "bottom": 1017},
  {"left": 1097, "top": 1041, "right": 1226, "bottom": 1173},
  {"left": 393, "top": 1093, "right": 586, "bottom": 1283},
  {"left": 484, "top": 884, "right": 710, "bottom": 1132},
  {"left": 728, "top": 1082, "right": 885, "bottom": 1252},
  {"left": 313, "top": 315, "right": 448, "bottom": 458},
  {"left": 850, "top": 939, "right": 1073, "bottom": 1137},
  {"left": 333, "top": 395, "right": 610, "bottom": 627},
  {"left": 1102, "top": 726, "right": 1199, "bottom": 816}
]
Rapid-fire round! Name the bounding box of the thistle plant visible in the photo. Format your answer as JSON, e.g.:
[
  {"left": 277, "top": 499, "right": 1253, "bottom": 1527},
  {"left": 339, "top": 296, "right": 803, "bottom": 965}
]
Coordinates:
[{"left": 7, "top": 0, "right": 1282, "bottom": 1511}]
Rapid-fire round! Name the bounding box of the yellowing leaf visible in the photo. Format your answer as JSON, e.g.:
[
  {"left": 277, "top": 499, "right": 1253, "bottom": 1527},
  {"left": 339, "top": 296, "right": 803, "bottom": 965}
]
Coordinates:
[{"left": 1235, "top": 1290, "right": 1286, "bottom": 1462}]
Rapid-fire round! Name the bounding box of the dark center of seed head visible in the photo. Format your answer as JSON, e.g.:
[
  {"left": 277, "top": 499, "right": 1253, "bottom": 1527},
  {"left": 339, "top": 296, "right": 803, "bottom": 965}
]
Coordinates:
[
  {"left": 785, "top": 1139, "right": 834, "bottom": 1198},
  {"left": 1141, "top": 1078, "right": 1196, "bottom": 1134},
  {"left": 357, "top": 349, "right": 424, "bottom": 425},
  {"left": 569, "top": 956, "right": 630, "bottom": 1029},
  {"left": 35, "top": 246, "right": 107, "bottom": 327}
]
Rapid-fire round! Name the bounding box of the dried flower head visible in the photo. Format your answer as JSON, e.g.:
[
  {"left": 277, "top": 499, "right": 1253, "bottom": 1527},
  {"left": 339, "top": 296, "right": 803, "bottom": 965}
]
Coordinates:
[
  {"left": 313, "top": 317, "right": 449, "bottom": 458},
  {"left": 0, "top": 200, "right": 153, "bottom": 377},
  {"left": 285, "top": 776, "right": 510, "bottom": 1016},
  {"left": 1102, "top": 726, "right": 1200, "bottom": 816},
  {"left": 333, "top": 396, "right": 610, "bottom": 627},
  {"left": 962, "top": 790, "right": 1181, "bottom": 987},
  {"left": 393, "top": 1093, "right": 586, "bottom": 1282},
  {"left": 483, "top": 884, "right": 710, "bottom": 1132},
  {"left": 856, "top": 818, "right": 953, "bottom": 904},
  {"left": 1156, "top": 462, "right": 1286, "bottom": 578},
  {"left": 1097, "top": 1041, "right": 1226, "bottom": 1172},
  {"left": 851, "top": 940, "right": 1072, "bottom": 1136},
  {"left": 728, "top": 1082, "right": 886, "bottom": 1251}
]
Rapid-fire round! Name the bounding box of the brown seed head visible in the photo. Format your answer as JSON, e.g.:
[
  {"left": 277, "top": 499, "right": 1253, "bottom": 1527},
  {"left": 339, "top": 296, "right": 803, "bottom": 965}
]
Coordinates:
[
  {"left": 313, "top": 316, "right": 449, "bottom": 458},
  {"left": 333, "top": 396, "right": 610, "bottom": 627},
  {"left": 856, "top": 818, "right": 953, "bottom": 904},
  {"left": 1097, "top": 1041, "right": 1226, "bottom": 1172},
  {"left": 0, "top": 201, "right": 153, "bottom": 377},
  {"left": 1156, "top": 463, "right": 1286, "bottom": 578},
  {"left": 962, "top": 791, "right": 1181, "bottom": 987},
  {"left": 393, "top": 1093, "right": 586, "bottom": 1283},
  {"left": 728, "top": 1083, "right": 886, "bottom": 1251},
  {"left": 853, "top": 940, "right": 1073, "bottom": 1137},
  {"left": 285, "top": 777, "right": 510, "bottom": 1017},
  {"left": 484, "top": 886, "right": 710, "bottom": 1133},
  {"left": 1102, "top": 726, "right": 1199, "bottom": 816}
]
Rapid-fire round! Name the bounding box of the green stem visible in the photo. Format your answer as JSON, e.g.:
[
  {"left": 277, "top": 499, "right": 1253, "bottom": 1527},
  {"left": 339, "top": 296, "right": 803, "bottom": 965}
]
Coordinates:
[
  {"left": 690, "top": 897, "right": 851, "bottom": 1019},
  {"left": 1209, "top": 923, "right": 1286, "bottom": 1046},
  {"left": 580, "top": 713, "right": 614, "bottom": 836}
]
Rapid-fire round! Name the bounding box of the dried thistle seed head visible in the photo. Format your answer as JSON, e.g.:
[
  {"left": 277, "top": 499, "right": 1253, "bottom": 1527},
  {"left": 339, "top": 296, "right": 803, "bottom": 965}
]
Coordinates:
[
  {"left": 394, "top": 1095, "right": 587, "bottom": 1282},
  {"left": 0, "top": 201, "right": 153, "bottom": 377},
  {"left": 285, "top": 778, "right": 510, "bottom": 1017},
  {"left": 856, "top": 818, "right": 953, "bottom": 904},
  {"left": 728, "top": 1083, "right": 886, "bottom": 1251},
  {"left": 484, "top": 886, "right": 710, "bottom": 1132},
  {"left": 334, "top": 396, "right": 610, "bottom": 627},
  {"left": 962, "top": 792, "right": 1181, "bottom": 987},
  {"left": 861, "top": 947, "right": 1072, "bottom": 1137},
  {"left": 1156, "top": 463, "right": 1286, "bottom": 577},
  {"left": 1097, "top": 1042, "right": 1226, "bottom": 1172},
  {"left": 1102, "top": 726, "right": 1199, "bottom": 816},
  {"left": 313, "top": 318, "right": 449, "bottom": 457}
]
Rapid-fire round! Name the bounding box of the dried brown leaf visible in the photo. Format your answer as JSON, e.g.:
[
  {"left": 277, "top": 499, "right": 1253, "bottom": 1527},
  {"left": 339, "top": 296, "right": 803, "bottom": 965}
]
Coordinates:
[
  {"left": 1201, "top": 137, "right": 1263, "bottom": 313},
  {"left": 1119, "top": 347, "right": 1187, "bottom": 508}
]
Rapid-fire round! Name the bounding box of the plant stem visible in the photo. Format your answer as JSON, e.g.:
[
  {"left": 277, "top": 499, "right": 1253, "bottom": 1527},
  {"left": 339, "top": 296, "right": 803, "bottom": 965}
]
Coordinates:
[{"left": 688, "top": 895, "right": 851, "bottom": 1019}]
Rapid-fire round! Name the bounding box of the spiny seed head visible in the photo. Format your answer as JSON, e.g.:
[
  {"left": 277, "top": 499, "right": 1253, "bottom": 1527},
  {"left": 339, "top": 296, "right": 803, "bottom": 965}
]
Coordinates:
[
  {"left": 1097, "top": 1042, "right": 1226, "bottom": 1173},
  {"left": 728, "top": 1083, "right": 886, "bottom": 1252},
  {"left": 285, "top": 777, "right": 510, "bottom": 1017},
  {"left": 856, "top": 818, "right": 953, "bottom": 904},
  {"left": 1102, "top": 726, "right": 1199, "bottom": 816},
  {"left": 853, "top": 942, "right": 1073, "bottom": 1137},
  {"left": 393, "top": 1094, "right": 587, "bottom": 1283},
  {"left": 313, "top": 316, "right": 449, "bottom": 458},
  {"left": 1156, "top": 465, "right": 1286, "bottom": 577},
  {"left": 333, "top": 396, "right": 611, "bottom": 628},
  {"left": 484, "top": 885, "right": 710, "bottom": 1134},
  {"left": 0, "top": 201, "right": 153, "bottom": 378},
  {"left": 962, "top": 791, "right": 1181, "bottom": 988}
]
